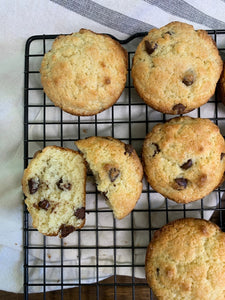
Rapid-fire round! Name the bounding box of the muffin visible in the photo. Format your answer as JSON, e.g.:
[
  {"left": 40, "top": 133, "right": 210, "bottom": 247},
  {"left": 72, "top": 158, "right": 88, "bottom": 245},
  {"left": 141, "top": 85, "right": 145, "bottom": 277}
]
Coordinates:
[
  {"left": 142, "top": 116, "right": 225, "bottom": 203},
  {"left": 218, "top": 61, "right": 225, "bottom": 105},
  {"left": 132, "top": 21, "right": 223, "bottom": 114},
  {"left": 145, "top": 218, "right": 225, "bottom": 300},
  {"left": 22, "top": 146, "right": 86, "bottom": 238},
  {"left": 75, "top": 136, "right": 143, "bottom": 219},
  {"left": 40, "top": 29, "right": 128, "bottom": 116}
]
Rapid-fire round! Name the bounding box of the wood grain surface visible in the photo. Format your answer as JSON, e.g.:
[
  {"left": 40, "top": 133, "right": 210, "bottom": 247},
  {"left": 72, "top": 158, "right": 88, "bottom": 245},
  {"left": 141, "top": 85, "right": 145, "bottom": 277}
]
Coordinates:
[{"left": 0, "top": 276, "right": 151, "bottom": 300}]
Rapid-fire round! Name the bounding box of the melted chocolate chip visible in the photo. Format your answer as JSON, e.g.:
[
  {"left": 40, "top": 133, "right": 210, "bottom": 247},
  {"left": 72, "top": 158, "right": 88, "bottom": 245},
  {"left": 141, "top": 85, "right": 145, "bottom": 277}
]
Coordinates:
[
  {"left": 152, "top": 143, "right": 160, "bottom": 157},
  {"left": 156, "top": 268, "right": 160, "bottom": 276},
  {"left": 172, "top": 103, "right": 186, "bottom": 114},
  {"left": 56, "top": 178, "right": 72, "bottom": 191},
  {"left": 165, "top": 31, "right": 173, "bottom": 35},
  {"left": 105, "top": 78, "right": 111, "bottom": 84},
  {"left": 221, "top": 153, "right": 225, "bottom": 160},
  {"left": 28, "top": 178, "right": 40, "bottom": 194},
  {"left": 124, "top": 144, "right": 134, "bottom": 156},
  {"left": 38, "top": 199, "right": 50, "bottom": 210},
  {"left": 74, "top": 207, "right": 85, "bottom": 219},
  {"left": 182, "top": 72, "right": 195, "bottom": 86},
  {"left": 103, "top": 137, "right": 113, "bottom": 141},
  {"left": 102, "top": 192, "right": 109, "bottom": 201},
  {"left": 181, "top": 159, "right": 192, "bottom": 170},
  {"left": 162, "top": 31, "right": 174, "bottom": 38},
  {"left": 174, "top": 178, "right": 188, "bottom": 190},
  {"left": 59, "top": 224, "right": 75, "bottom": 238},
  {"left": 145, "top": 40, "right": 158, "bottom": 55},
  {"left": 109, "top": 168, "right": 120, "bottom": 182}
]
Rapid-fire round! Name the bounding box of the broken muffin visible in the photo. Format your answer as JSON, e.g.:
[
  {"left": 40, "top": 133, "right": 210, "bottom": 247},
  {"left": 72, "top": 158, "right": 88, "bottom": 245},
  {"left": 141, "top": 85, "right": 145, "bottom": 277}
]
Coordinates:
[
  {"left": 22, "top": 146, "right": 86, "bottom": 238},
  {"left": 75, "top": 136, "right": 143, "bottom": 219}
]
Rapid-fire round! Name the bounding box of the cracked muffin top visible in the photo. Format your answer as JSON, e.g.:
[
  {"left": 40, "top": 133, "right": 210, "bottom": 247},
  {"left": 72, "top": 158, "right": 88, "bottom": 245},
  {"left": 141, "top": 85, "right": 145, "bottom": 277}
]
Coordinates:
[
  {"left": 132, "top": 21, "right": 223, "bottom": 115},
  {"left": 142, "top": 116, "right": 225, "bottom": 204},
  {"left": 145, "top": 218, "right": 225, "bottom": 300},
  {"left": 40, "top": 29, "right": 128, "bottom": 116}
]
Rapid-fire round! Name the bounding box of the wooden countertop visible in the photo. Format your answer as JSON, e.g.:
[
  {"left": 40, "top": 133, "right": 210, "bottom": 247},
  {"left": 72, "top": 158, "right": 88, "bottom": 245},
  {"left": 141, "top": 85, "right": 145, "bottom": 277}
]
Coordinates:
[{"left": 0, "top": 276, "right": 151, "bottom": 299}]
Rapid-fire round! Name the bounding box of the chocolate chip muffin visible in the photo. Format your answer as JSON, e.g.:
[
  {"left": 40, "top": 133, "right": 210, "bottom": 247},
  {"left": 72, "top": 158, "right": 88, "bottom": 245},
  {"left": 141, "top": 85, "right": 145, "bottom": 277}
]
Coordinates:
[
  {"left": 142, "top": 116, "right": 225, "bottom": 203},
  {"left": 145, "top": 218, "right": 225, "bottom": 300},
  {"left": 75, "top": 136, "right": 143, "bottom": 219},
  {"left": 218, "top": 61, "right": 225, "bottom": 106},
  {"left": 132, "top": 21, "right": 223, "bottom": 114},
  {"left": 40, "top": 29, "right": 128, "bottom": 116},
  {"left": 22, "top": 146, "right": 86, "bottom": 238}
]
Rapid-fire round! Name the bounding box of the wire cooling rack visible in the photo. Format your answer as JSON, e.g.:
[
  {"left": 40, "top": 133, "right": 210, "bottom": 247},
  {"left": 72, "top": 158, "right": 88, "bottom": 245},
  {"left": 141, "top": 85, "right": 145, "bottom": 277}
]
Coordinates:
[{"left": 24, "top": 30, "right": 225, "bottom": 299}]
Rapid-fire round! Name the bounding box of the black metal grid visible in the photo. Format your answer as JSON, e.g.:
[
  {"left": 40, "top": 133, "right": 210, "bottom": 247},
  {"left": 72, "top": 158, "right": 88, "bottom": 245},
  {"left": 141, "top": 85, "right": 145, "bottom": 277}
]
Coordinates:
[{"left": 24, "top": 30, "right": 225, "bottom": 299}]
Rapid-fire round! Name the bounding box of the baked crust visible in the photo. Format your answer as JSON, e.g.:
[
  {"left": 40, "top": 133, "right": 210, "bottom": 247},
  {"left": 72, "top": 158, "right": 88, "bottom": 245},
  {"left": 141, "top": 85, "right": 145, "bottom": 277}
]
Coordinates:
[
  {"left": 75, "top": 136, "right": 143, "bottom": 219},
  {"left": 40, "top": 29, "right": 128, "bottom": 116},
  {"left": 22, "top": 146, "right": 86, "bottom": 237},
  {"left": 132, "top": 21, "right": 223, "bottom": 114},
  {"left": 142, "top": 116, "right": 225, "bottom": 203},
  {"left": 145, "top": 218, "right": 225, "bottom": 300}
]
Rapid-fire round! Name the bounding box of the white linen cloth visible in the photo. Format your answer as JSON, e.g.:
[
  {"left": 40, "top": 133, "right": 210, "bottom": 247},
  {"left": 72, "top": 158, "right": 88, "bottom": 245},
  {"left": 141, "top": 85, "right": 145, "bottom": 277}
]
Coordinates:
[{"left": 1, "top": 0, "right": 225, "bottom": 293}]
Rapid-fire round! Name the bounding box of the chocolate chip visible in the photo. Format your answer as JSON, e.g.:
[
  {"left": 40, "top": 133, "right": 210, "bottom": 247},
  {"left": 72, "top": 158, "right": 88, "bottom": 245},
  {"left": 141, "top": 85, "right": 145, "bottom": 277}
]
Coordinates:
[
  {"left": 145, "top": 40, "right": 158, "bottom": 55},
  {"left": 221, "top": 153, "right": 225, "bottom": 160},
  {"left": 174, "top": 178, "right": 188, "bottom": 190},
  {"left": 151, "top": 143, "right": 160, "bottom": 157},
  {"left": 162, "top": 31, "right": 174, "bottom": 38},
  {"left": 28, "top": 178, "right": 40, "bottom": 194},
  {"left": 108, "top": 168, "right": 120, "bottom": 182},
  {"left": 105, "top": 78, "right": 111, "bottom": 84},
  {"left": 103, "top": 137, "right": 113, "bottom": 141},
  {"left": 51, "top": 205, "right": 58, "bottom": 213},
  {"left": 38, "top": 199, "right": 50, "bottom": 210},
  {"left": 182, "top": 72, "right": 195, "bottom": 86},
  {"left": 59, "top": 224, "right": 75, "bottom": 238},
  {"left": 156, "top": 268, "right": 160, "bottom": 276},
  {"left": 124, "top": 144, "right": 134, "bottom": 155},
  {"left": 165, "top": 31, "right": 173, "bottom": 35},
  {"left": 56, "top": 178, "right": 72, "bottom": 191},
  {"left": 33, "top": 203, "right": 39, "bottom": 209},
  {"left": 74, "top": 207, "right": 85, "bottom": 219},
  {"left": 172, "top": 103, "right": 186, "bottom": 114},
  {"left": 102, "top": 192, "right": 109, "bottom": 201},
  {"left": 181, "top": 159, "right": 192, "bottom": 170}
]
